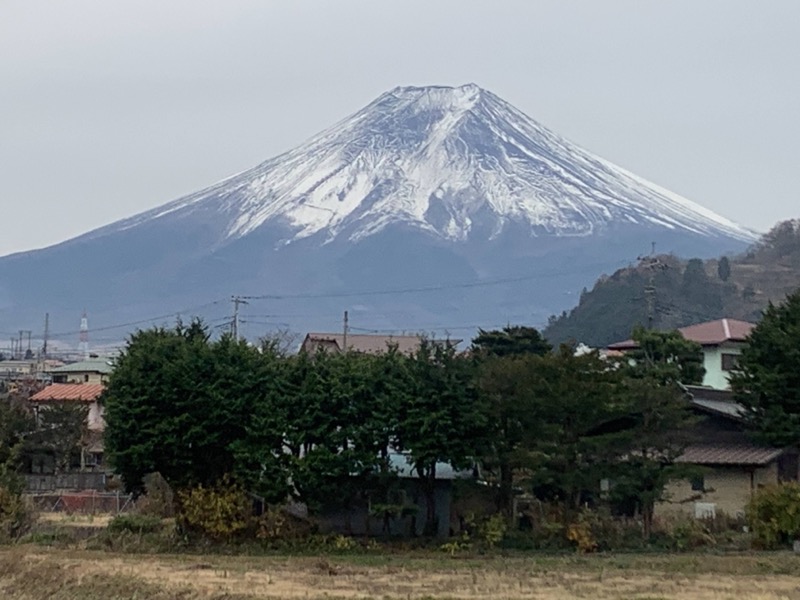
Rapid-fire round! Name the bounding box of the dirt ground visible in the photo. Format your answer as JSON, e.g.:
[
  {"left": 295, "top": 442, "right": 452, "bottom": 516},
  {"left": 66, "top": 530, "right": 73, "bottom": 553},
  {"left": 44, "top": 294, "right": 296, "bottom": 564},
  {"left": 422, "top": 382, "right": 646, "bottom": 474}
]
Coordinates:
[{"left": 2, "top": 547, "right": 800, "bottom": 599}]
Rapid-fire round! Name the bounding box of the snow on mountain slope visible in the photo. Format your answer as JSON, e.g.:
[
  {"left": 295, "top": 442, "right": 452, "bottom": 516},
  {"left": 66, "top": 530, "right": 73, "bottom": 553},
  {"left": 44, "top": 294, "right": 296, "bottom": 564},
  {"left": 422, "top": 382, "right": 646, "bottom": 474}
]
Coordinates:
[{"left": 98, "top": 83, "right": 755, "bottom": 247}]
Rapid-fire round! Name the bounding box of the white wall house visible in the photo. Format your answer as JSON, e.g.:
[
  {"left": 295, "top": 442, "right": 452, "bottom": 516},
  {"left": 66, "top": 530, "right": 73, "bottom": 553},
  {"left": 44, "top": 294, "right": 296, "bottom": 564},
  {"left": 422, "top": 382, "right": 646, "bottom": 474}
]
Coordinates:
[{"left": 608, "top": 318, "right": 755, "bottom": 391}]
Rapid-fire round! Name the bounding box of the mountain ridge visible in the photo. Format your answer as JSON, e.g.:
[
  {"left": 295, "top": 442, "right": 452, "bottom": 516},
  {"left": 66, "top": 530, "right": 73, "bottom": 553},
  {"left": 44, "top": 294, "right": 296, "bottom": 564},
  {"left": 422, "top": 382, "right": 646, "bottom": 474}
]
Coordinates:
[
  {"left": 0, "top": 84, "right": 755, "bottom": 339},
  {"left": 75, "top": 83, "right": 754, "bottom": 250}
]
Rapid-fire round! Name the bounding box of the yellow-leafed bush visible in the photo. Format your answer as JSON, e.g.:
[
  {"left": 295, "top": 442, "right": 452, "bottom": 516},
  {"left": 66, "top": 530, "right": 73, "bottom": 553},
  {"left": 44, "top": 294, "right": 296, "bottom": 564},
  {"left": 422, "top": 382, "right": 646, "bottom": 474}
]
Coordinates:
[{"left": 176, "top": 478, "right": 252, "bottom": 542}]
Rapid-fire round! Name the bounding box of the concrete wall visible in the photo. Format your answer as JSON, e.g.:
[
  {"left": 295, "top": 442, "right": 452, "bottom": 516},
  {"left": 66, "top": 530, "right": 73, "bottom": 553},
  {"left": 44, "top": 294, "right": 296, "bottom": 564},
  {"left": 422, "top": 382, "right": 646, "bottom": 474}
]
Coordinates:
[
  {"left": 701, "top": 342, "right": 744, "bottom": 390},
  {"left": 656, "top": 463, "right": 778, "bottom": 519}
]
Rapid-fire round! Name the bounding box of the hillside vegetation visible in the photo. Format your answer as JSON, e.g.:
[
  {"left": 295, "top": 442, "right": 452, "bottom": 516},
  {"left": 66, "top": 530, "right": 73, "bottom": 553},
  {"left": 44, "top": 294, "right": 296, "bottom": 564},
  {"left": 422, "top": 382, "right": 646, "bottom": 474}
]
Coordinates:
[{"left": 544, "top": 219, "right": 800, "bottom": 347}]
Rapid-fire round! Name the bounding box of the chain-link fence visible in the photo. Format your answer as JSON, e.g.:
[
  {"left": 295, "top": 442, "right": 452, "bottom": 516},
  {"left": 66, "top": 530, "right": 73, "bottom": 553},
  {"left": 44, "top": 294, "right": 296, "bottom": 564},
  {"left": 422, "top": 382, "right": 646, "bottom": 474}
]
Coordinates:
[{"left": 27, "top": 491, "right": 135, "bottom": 515}]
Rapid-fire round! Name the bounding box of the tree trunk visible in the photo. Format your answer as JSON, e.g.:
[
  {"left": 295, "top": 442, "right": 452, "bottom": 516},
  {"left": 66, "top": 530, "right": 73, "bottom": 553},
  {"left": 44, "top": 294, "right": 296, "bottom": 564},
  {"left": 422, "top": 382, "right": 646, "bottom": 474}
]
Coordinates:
[
  {"left": 499, "top": 459, "right": 514, "bottom": 520},
  {"left": 422, "top": 461, "right": 438, "bottom": 537},
  {"left": 642, "top": 501, "right": 654, "bottom": 540}
]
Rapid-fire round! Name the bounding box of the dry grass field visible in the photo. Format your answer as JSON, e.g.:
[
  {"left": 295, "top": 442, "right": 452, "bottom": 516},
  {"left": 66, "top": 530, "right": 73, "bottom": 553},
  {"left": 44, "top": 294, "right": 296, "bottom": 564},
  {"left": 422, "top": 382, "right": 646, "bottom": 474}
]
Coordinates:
[{"left": 2, "top": 547, "right": 800, "bottom": 600}]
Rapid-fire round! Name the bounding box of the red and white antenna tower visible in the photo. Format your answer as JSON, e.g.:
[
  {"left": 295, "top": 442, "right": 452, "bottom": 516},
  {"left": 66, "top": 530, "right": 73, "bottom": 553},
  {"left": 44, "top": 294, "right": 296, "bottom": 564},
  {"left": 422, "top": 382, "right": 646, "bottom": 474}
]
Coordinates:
[{"left": 79, "top": 310, "right": 89, "bottom": 359}]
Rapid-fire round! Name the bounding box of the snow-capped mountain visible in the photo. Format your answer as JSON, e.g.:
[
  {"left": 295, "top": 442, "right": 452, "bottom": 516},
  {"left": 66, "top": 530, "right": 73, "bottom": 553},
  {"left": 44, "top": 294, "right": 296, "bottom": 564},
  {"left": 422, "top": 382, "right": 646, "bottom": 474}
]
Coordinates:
[
  {"left": 98, "top": 83, "right": 753, "bottom": 248},
  {"left": 0, "top": 85, "right": 756, "bottom": 339}
]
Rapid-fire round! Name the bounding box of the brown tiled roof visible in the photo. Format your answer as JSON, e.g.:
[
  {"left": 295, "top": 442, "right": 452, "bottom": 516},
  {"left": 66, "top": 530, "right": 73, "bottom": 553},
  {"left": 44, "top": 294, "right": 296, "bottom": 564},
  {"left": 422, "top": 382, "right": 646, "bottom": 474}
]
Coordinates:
[
  {"left": 677, "top": 444, "right": 784, "bottom": 466},
  {"left": 302, "top": 333, "right": 461, "bottom": 355},
  {"left": 607, "top": 318, "right": 756, "bottom": 350},
  {"left": 30, "top": 383, "right": 104, "bottom": 402},
  {"left": 678, "top": 318, "right": 755, "bottom": 345}
]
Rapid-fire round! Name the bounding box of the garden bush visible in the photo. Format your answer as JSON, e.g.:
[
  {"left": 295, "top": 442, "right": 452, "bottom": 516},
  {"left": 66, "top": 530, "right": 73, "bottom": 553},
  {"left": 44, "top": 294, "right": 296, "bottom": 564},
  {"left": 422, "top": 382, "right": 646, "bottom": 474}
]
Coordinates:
[
  {"left": 107, "top": 513, "right": 164, "bottom": 535},
  {"left": 176, "top": 478, "right": 253, "bottom": 542},
  {"left": 135, "top": 472, "right": 174, "bottom": 518},
  {"left": 0, "top": 484, "right": 35, "bottom": 543},
  {"left": 748, "top": 483, "right": 800, "bottom": 549}
]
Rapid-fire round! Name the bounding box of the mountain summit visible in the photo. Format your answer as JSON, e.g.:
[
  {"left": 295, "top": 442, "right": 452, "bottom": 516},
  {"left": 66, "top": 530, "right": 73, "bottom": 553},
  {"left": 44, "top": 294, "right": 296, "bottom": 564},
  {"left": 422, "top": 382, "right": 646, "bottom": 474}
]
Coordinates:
[
  {"left": 97, "top": 83, "right": 752, "bottom": 248},
  {"left": 0, "top": 85, "right": 755, "bottom": 338}
]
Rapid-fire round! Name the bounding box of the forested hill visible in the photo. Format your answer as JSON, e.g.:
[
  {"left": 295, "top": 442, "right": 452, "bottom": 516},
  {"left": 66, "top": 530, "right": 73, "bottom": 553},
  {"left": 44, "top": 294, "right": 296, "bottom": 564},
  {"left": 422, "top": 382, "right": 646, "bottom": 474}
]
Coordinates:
[{"left": 543, "top": 219, "right": 800, "bottom": 347}]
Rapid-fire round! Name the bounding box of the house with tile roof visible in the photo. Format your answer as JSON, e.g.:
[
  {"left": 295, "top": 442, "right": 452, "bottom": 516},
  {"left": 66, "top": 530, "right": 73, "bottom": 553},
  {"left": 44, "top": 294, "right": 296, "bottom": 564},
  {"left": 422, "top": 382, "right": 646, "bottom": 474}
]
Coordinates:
[
  {"left": 301, "top": 333, "right": 461, "bottom": 355},
  {"left": 29, "top": 383, "right": 106, "bottom": 472},
  {"left": 654, "top": 385, "right": 796, "bottom": 520},
  {"left": 607, "top": 318, "right": 756, "bottom": 390},
  {"left": 47, "top": 358, "right": 114, "bottom": 385}
]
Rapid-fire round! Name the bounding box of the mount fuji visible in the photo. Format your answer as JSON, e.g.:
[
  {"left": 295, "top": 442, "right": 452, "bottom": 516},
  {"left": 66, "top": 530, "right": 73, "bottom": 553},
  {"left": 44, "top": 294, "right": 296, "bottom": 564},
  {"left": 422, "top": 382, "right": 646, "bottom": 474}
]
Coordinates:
[{"left": 0, "top": 84, "right": 755, "bottom": 341}]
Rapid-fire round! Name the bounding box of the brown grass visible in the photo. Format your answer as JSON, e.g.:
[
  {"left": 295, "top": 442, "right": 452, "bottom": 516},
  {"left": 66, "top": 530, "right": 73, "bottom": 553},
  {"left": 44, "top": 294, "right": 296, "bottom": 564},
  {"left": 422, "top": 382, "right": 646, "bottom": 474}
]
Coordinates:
[{"left": 2, "top": 547, "right": 800, "bottom": 599}]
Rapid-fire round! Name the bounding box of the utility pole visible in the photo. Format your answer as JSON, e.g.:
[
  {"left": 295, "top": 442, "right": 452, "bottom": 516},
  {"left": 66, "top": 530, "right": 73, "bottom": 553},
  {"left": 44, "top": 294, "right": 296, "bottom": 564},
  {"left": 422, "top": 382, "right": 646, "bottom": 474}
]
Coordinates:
[
  {"left": 637, "top": 242, "right": 667, "bottom": 330},
  {"left": 43, "top": 313, "right": 49, "bottom": 359},
  {"left": 231, "top": 296, "right": 248, "bottom": 342},
  {"left": 342, "top": 310, "right": 349, "bottom": 353}
]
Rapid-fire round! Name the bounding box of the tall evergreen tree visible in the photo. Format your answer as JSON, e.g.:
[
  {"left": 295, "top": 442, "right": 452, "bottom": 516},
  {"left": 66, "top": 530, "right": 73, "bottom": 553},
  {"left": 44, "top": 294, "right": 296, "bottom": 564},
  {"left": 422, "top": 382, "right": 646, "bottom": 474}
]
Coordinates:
[
  {"left": 731, "top": 289, "right": 800, "bottom": 446},
  {"left": 614, "top": 327, "right": 701, "bottom": 538},
  {"left": 471, "top": 324, "right": 553, "bottom": 517},
  {"left": 471, "top": 325, "right": 551, "bottom": 358},
  {"left": 104, "top": 321, "right": 255, "bottom": 492},
  {"left": 396, "top": 340, "right": 488, "bottom": 535},
  {"left": 629, "top": 326, "right": 705, "bottom": 385},
  {"left": 717, "top": 256, "right": 731, "bottom": 282}
]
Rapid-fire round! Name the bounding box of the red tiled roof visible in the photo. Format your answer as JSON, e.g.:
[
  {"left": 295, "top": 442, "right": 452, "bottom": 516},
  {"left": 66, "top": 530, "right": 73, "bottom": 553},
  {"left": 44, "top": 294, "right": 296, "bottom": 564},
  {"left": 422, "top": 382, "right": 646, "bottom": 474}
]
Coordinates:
[
  {"left": 677, "top": 444, "right": 784, "bottom": 466},
  {"left": 607, "top": 318, "right": 756, "bottom": 350},
  {"left": 30, "top": 383, "right": 104, "bottom": 402}
]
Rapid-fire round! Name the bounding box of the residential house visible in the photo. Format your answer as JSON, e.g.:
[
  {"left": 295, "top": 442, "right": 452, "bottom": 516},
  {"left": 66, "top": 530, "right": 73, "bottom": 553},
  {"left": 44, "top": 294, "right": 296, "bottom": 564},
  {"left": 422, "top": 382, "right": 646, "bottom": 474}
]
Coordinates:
[
  {"left": 655, "top": 385, "right": 795, "bottom": 520},
  {"left": 0, "top": 359, "right": 37, "bottom": 380},
  {"left": 607, "top": 318, "right": 755, "bottom": 390},
  {"left": 28, "top": 383, "right": 106, "bottom": 471},
  {"left": 0, "top": 359, "right": 62, "bottom": 387},
  {"left": 47, "top": 358, "right": 113, "bottom": 385},
  {"left": 301, "top": 333, "right": 461, "bottom": 355}
]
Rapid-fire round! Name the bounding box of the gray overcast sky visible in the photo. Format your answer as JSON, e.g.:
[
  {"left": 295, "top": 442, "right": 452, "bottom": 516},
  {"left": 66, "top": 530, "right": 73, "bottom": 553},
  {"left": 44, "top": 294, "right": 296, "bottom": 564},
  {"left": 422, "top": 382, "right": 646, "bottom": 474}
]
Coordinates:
[{"left": 1, "top": 0, "right": 798, "bottom": 257}]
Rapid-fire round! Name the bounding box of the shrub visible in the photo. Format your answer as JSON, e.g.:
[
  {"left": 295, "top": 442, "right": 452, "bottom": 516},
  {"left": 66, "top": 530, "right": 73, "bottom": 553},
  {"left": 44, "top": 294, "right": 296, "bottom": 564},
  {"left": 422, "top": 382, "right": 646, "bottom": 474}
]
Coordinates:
[
  {"left": 657, "top": 514, "right": 717, "bottom": 551},
  {"left": 255, "top": 506, "right": 313, "bottom": 544},
  {"left": 478, "top": 513, "right": 508, "bottom": 549},
  {"left": 135, "top": 472, "right": 174, "bottom": 518},
  {"left": 566, "top": 510, "right": 598, "bottom": 553},
  {"left": 748, "top": 483, "right": 800, "bottom": 549},
  {"left": 176, "top": 478, "right": 252, "bottom": 542},
  {"left": 0, "top": 484, "right": 35, "bottom": 543},
  {"left": 107, "top": 513, "right": 164, "bottom": 535}
]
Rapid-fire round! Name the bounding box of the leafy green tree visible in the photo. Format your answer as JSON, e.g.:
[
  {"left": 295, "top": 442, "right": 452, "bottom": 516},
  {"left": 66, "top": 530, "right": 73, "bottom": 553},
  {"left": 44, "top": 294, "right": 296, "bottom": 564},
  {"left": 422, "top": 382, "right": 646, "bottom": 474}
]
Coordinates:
[
  {"left": 521, "top": 347, "right": 629, "bottom": 516},
  {"left": 396, "top": 340, "right": 488, "bottom": 535},
  {"left": 731, "top": 289, "right": 800, "bottom": 446},
  {"left": 471, "top": 325, "right": 551, "bottom": 358},
  {"left": 611, "top": 376, "right": 697, "bottom": 539},
  {"left": 232, "top": 343, "right": 293, "bottom": 503},
  {"left": 613, "top": 327, "right": 702, "bottom": 538},
  {"left": 0, "top": 395, "right": 35, "bottom": 475},
  {"left": 289, "top": 351, "right": 386, "bottom": 517},
  {"left": 34, "top": 403, "right": 89, "bottom": 474},
  {"left": 717, "top": 256, "right": 731, "bottom": 282},
  {"left": 629, "top": 326, "right": 705, "bottom": 385},
  {"left": 476, "top": 354, "right": 551, "bottom": 517},
  {"left": 471, "top": 325, "right": 552, "bottom": 517},
  {"left": 104, "top": 321, "right": 262, "bottom": 493}
]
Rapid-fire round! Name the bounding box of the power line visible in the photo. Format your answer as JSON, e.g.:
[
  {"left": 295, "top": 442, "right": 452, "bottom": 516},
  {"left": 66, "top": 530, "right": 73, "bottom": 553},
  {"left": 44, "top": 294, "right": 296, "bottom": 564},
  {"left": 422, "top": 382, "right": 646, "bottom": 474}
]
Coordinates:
[
  {"left": 237, "top": 259, "right": 633, "bottom": 302},
  {"left": 45, "top": 299, "right": 227, "bottom": 338}
]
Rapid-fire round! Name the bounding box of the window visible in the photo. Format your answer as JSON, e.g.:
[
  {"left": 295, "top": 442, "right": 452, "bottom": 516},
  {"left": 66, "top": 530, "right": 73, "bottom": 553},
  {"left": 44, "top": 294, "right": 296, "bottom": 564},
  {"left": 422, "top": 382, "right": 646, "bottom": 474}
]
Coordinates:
[
  {"left": 690, "top": 475, "right": 705, "bottom": 492},
  {"left": 721, "top": 353, "right": 739, "bottom": 371},
  {"left": 84, "top": 374, "right": 90, "bottom": 382}
]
